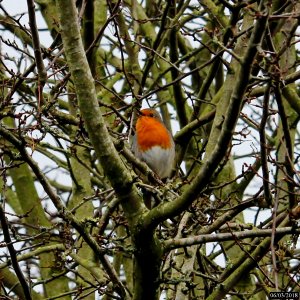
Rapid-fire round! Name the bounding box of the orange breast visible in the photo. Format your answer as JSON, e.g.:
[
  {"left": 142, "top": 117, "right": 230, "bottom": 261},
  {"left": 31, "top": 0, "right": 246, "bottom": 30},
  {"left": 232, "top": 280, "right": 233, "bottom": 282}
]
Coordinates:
[{"left": 136, "top": 116, "right": 172, "bottom": 151}]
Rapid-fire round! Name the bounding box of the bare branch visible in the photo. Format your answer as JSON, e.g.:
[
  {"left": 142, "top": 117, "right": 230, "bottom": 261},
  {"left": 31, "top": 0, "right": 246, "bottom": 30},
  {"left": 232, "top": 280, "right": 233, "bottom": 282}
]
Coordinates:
[
  {"left": 164, "top": 226, "right": 299, "bottom": 251},
  {"left": 0, "top": 204, "right": 32, "bottom": 300}
]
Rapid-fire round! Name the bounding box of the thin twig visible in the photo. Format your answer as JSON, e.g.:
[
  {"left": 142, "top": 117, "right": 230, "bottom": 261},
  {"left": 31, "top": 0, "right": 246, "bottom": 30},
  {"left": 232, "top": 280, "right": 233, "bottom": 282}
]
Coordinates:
[
  {"left": 271, "top": 182, "right": 280, "bottom": 290},
  {"left": 0, "top": 126, "right": 128, "bottom": 299},
  {"left": 0, "top": 204, "right": 32, "bottom": 300},
  {"left": 26, "top": 0, "right": 47, "bottom": 108}
]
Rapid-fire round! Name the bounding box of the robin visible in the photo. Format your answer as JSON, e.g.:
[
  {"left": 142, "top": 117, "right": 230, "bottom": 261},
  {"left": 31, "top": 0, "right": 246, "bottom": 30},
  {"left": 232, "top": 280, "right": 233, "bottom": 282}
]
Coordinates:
[{"left": 132, "top": 108, "right": 175, "bottom": 179}]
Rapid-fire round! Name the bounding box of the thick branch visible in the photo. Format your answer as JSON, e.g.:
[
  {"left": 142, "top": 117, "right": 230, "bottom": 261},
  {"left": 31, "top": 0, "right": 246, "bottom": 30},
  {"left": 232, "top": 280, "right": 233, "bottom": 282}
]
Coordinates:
[
  {"left": 164, "top": 226, "right": 300, "bottom": 251},
  {"left": 144, "top": 5, "right": 269, "bottom": 229},
  {"left": 249, "top": 70, "right": 300, "bottom": 99},
  {"left": 206, "top": 215, "right": 290, "bottom": 300},
  {"left": 0, "top": 126, "right": 128, "bottom": 299},
  {"left": 26, "top": 0, "right": 47, "bottom": 84},
  {"left": 174, "top": 109, "right": 216, "bottom": 144},
  {"left": 55, "top": 0, "right": 142, "bottom": 220},
  {"left": 274, "top": 84, "right": 296, "bottom": 208},
  {"left": 169, "top": 3, "right": 188, "bottom": 128},
  {"left": 0, "top": 244, "right": 65, "bottom": 270},
  {"left": 259, "top": 82, "right": 272, "bottom": 206}
]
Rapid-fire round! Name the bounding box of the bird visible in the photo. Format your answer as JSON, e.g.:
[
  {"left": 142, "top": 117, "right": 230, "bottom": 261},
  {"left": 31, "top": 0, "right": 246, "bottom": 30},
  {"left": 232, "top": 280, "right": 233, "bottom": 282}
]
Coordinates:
[{"left": 132, "top": 108, "right": 175, "bottom": 179}]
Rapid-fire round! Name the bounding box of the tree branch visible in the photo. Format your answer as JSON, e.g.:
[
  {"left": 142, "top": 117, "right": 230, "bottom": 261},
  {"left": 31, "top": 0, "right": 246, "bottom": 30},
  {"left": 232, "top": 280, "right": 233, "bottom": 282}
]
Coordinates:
[
  {"left": 55, "top": 0, "right": 143, "bottom": 220},
  {"left": 0, "top": 244, "right": 65, "bottom": 270},
  {"left": 164, "top": 226, "right": 300, "bottom": 251},
  {"left": 144, "top": 3, "right": 270, "bottom": 229},
  {"left": 206, "top": 214, "right": 290, "bottom": 300},
  {"left": 0, "top": 125, "right": 128, "bottom": 299},
  {"left": 259, "top": 82, "right": 272, "bottom": 206},
  {"left": 26, "top": 0, "right": 47, "bottom": 83},
  {"left": 26, "top": 0, "right": 47, "bottom": 107},
  {"left": 274, "top": 84, "right": 296, "bottom": 208},
  {"left": 0, "top": 204, "right": 32, "bottom": 300}
]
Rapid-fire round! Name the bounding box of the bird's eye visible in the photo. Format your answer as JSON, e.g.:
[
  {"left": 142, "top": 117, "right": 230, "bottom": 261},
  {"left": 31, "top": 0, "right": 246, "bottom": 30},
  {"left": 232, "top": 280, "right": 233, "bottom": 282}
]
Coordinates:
[{"left": 149, "top": 113, "right": 154, "bottom": 117}]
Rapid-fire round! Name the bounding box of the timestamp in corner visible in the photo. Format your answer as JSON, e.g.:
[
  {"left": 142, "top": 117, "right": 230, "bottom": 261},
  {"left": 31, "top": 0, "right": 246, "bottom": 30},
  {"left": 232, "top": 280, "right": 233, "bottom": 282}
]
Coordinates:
[{"left": 269, "top": 292, "right": 299, "bottom": 300}]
